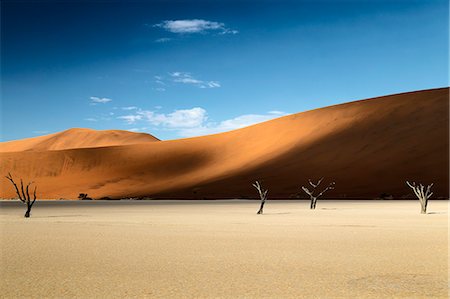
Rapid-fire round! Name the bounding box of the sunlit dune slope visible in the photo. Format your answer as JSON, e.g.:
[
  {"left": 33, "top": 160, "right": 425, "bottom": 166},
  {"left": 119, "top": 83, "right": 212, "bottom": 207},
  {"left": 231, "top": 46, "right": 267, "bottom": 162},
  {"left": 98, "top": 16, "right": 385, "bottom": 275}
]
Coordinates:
[
  {"left": 0, "top": 128, "right": 159, "bottom": 152},
  {"left": 0, "top": 88, "right": 448, "bottom": 199}
]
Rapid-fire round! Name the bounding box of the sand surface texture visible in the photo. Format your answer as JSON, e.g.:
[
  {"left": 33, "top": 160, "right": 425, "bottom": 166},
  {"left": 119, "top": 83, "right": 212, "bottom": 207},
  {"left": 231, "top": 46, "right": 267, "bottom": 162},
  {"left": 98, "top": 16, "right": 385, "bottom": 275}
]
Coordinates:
[
  {"left": 0, "top": 88, "right": 448, "bottom": 199},
  {"left": 1, "top": 200, "right": 447, "bottom": 298}
]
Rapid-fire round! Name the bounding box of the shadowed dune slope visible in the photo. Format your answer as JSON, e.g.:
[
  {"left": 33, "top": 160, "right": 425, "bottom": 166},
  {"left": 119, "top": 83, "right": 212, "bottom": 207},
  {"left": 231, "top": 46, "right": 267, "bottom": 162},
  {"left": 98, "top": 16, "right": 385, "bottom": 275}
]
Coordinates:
[
  {"left": 0, "top": 88, "right": 448, "bottom": 199},
  {"left": 0, "top": 128, "right": 159, "bottom": 152}
]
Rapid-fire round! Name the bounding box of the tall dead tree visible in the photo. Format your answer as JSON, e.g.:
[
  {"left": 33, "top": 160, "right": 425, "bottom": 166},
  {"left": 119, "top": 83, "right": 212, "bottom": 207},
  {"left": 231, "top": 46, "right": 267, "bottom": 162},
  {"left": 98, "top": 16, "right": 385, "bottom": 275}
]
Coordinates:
[
  {"left": 5, "top": 173, "right": 37, "bottom": 218},
  {"left": 406, "top": 181, "right": 433, "bottom": 214},
  {"left": 253, "top": 180, "right": 268, "bottom": 214},
  {"left": 302, "top": 178, "right": 335, "bottom": 209}
]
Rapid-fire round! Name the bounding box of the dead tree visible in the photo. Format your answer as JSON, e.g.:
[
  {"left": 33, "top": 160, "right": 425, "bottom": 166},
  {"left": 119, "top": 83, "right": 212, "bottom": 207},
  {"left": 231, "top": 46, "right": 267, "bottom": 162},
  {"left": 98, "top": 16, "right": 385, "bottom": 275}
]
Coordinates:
[
  {"left": 5, "top": 173, "right": 37, "bottom": 218},
  {"left": 78, "top": 193, "right": 92, "bottom": 200},
  {"left": 302, "top": 178, "right": 335, "bottom": 209},
  {"left": 253, "top": 181, "right": 268, "bottom": 214},
  {"left": 406, "top": 181, "right": 433, "bottom": 214}
]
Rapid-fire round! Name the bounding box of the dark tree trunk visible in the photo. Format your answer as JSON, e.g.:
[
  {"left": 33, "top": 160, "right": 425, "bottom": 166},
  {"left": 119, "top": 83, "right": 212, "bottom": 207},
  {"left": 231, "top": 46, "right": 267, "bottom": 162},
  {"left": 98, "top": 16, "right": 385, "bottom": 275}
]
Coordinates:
[
  {"left": 257, "top": 200, "right": 265, "bottom": 214},
  {"left": 253, "top": 181, "right": 268, "bottom": 215},
  {"left": 310, "top": 197, "right": 317, "bottom": 209},
  {"left": 420, "top": 200, "right": 428, "bottom": 214},
  {"left": 24, "top": 203, "right": 31, "bottom": 218}
]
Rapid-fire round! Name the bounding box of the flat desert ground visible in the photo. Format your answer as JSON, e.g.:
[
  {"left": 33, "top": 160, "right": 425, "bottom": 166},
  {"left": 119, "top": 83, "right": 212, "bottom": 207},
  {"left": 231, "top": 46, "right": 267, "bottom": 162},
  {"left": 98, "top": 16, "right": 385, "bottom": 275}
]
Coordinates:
[{"left": 0, "top": 200, "right": 448, "bottom": 298}]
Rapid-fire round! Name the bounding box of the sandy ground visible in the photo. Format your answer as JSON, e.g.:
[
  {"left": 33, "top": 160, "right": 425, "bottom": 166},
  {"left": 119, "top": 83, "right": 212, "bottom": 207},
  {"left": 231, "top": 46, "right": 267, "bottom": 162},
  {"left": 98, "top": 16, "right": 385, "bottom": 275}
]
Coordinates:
[{"left": 0, "top": 200, "right": 448, "bottom": 298}]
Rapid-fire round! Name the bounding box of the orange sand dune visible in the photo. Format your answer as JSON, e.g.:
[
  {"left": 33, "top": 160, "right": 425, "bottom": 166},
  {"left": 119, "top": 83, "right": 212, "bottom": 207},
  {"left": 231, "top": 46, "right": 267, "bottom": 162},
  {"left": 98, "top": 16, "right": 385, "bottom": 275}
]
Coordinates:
[
  {"left": 0, "top": 128, "right": 159, "bottom": 152},
  {"left": 0, "top": 88, "right": 448, "bottom": 199}
]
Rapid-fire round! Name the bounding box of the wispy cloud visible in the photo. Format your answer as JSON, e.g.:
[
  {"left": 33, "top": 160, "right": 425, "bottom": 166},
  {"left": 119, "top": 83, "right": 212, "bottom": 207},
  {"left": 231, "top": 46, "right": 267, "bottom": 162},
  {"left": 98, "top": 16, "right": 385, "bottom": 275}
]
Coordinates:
[
  {"left": 119, "top": 107, "right": 207, "bottom": 128},
  {"left": 154, "top": 19, "right": 238, "bottom": 35},
  {"left": 118, "top": 115, "right": 143, "bottom": 124},
  {"left": 90, "top": 96, "right": 112, "bottom": 104},
  {"left": 128, "top": 127, "right": 148, "bottom": 132},
  {"left": 121, "top": 106, "right": 138, "bottom": 110},
  {"left": 179, "top": 111, "right": 288, "bottom": 137},
  {"left": 151, "top": 72, "right": 220, "bottom": 90},
  {"left": 151, "top": 75, "right": 167, "bottom": 91},
  {"left": 117, "top": 107, "right": 288, "bottom": 137},
  {"left": 155, "top": 37, "right": 172, "bottom": 43},
  {"left": 170, "top": 72, "right": 220, "bottom": 89}
]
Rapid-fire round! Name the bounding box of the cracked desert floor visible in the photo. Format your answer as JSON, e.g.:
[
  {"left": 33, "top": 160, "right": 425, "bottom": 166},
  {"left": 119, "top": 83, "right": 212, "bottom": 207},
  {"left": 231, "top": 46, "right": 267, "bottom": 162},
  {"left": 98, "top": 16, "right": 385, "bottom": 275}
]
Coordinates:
[{"left": 0, "top": 200, "right": 448, "bottom": 298}]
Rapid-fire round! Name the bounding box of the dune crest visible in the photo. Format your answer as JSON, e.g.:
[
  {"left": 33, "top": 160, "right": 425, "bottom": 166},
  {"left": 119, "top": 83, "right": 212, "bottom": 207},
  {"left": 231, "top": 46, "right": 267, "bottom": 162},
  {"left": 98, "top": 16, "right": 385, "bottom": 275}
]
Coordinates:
[
  {"left": 0, "top": 88, "right": 448, "bottom": 199},
  {"left": 0, "top": 128, "right": 159, "bottom": 152}
]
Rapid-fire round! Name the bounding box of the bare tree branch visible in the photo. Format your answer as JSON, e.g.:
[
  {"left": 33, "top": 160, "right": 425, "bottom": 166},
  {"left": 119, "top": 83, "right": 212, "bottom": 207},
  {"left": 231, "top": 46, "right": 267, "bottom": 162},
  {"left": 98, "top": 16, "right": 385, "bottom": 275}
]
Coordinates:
[
  {"left": 20, "top": 179, "right": 26, "bottom": 201},
  {"left": 4, "top": 173, "right": 38, "bottom": 217},
  {"left": 25, "top": 182, "right": 33, "bottom": 202},
  {"left": 308, "top": 178, "right": 323, "bottom": 188},
  {"left": 302, "top": 178, "right": 335, "bottom": 209},
  {"left": 5, "top": 173, "right": 24, "bottom": 202},
  {"left": 317, "top": 182, "right": 335, "bottom": 198},
  {"left": 31, "top": 186, "right": 37, "bottom": 207},
  {"left": 406, "top": 181, "right": 433, "bottom": 214},
  {"left": 301, "top": 186, "right": 313, "bottom": 197}
]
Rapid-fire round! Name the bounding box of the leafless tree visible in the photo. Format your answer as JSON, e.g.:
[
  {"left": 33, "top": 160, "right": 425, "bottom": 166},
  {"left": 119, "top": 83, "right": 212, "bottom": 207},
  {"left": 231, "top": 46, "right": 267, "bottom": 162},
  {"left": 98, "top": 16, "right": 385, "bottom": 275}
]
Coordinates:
[
  {"left": 406, "top": 181, "right": 433, "bottom": 214},
  {"left": 302, "top": 178, "right": 335, "bottom": 209},
  {"left": 78, "top": 193, "right": 92, "bottom": 200},
  {"left": 5, "top": 173, "right": 37, "bottom": 218},
  {"left": 253, "top": 180, "right": 268, "bottom": 214}
]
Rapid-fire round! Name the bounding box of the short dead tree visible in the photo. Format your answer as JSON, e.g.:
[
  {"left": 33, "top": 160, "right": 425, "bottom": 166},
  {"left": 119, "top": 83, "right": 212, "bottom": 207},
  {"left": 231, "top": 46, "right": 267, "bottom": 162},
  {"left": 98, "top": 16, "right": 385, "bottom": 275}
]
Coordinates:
[
  {"left": 253, "top": 180, "right": 268, "bottom": 214},
  {"left": 78, "top": 193, "right": 92, "bottom": 200},
  {"left": 302, "top": 178, "right": 335, "bottom": 209},
  {"left": 5, "top": 173, "right": 37, "bottom": 218},
  {"left": 406, "top": 181, "right": 433, "bottom": 214}
]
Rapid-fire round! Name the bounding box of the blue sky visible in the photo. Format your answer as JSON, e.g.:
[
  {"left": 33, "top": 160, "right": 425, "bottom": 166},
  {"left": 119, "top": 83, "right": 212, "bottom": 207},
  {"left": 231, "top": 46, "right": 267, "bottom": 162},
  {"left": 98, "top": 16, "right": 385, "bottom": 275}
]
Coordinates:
[{"left": 1, "top": 0, "right": 448, "bottom": 141}]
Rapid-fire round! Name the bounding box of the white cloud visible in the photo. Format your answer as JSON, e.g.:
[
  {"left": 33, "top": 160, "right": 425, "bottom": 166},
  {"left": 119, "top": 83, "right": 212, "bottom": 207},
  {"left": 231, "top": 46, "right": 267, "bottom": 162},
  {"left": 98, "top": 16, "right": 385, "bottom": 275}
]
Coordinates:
[
  {"left": 174, "top": 77, "right": 202, "bottom": 84},
  {"left": 155, "top": 37, "right": 172, "bottom": 43},
  {"left": 178, "top": 112, "right": 288, "bottom": 137},
  {"left": 169, "top": 72, "right": 220, "bottom": 89},
  {"left": 138, "top": 107, "right": 207, "bottom": 128},
  {"left": 153, "top": 75, "right": 167, "bottom": 90},
  {"left": 118, "top": 107, "right": 206, "bottom": 128},
  {"left": 122, "top": 106, "right": 138, "bottom": 110},
  {"left": 118, "top": 115, "right": 143, "bottom": 124},
  {"left": 268, "top": 110, "right": 286, "bottom": 115},
  {"left": 128, "top": 127, "right": 148, "bottom": 132},
  {"left": 85, "top": 118, "right": 98, "bottom": 122},
  {"left": 221, "top": 29, "right": 239, "bottom": 35},
  {"left": 200, "top": 81, "right": 221, "bottom": 88},
  {"left": 117, "top": 107, "right": 288, "bottom": 137},
  {"left": 154, "top": 19, "right": 237, "bottom": 35},
  {"left": 90, "top": 96, "right": 112, "bottom": 104},
  {"left": 153, "top": 72, "right": 220, "bottom": 90}
]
